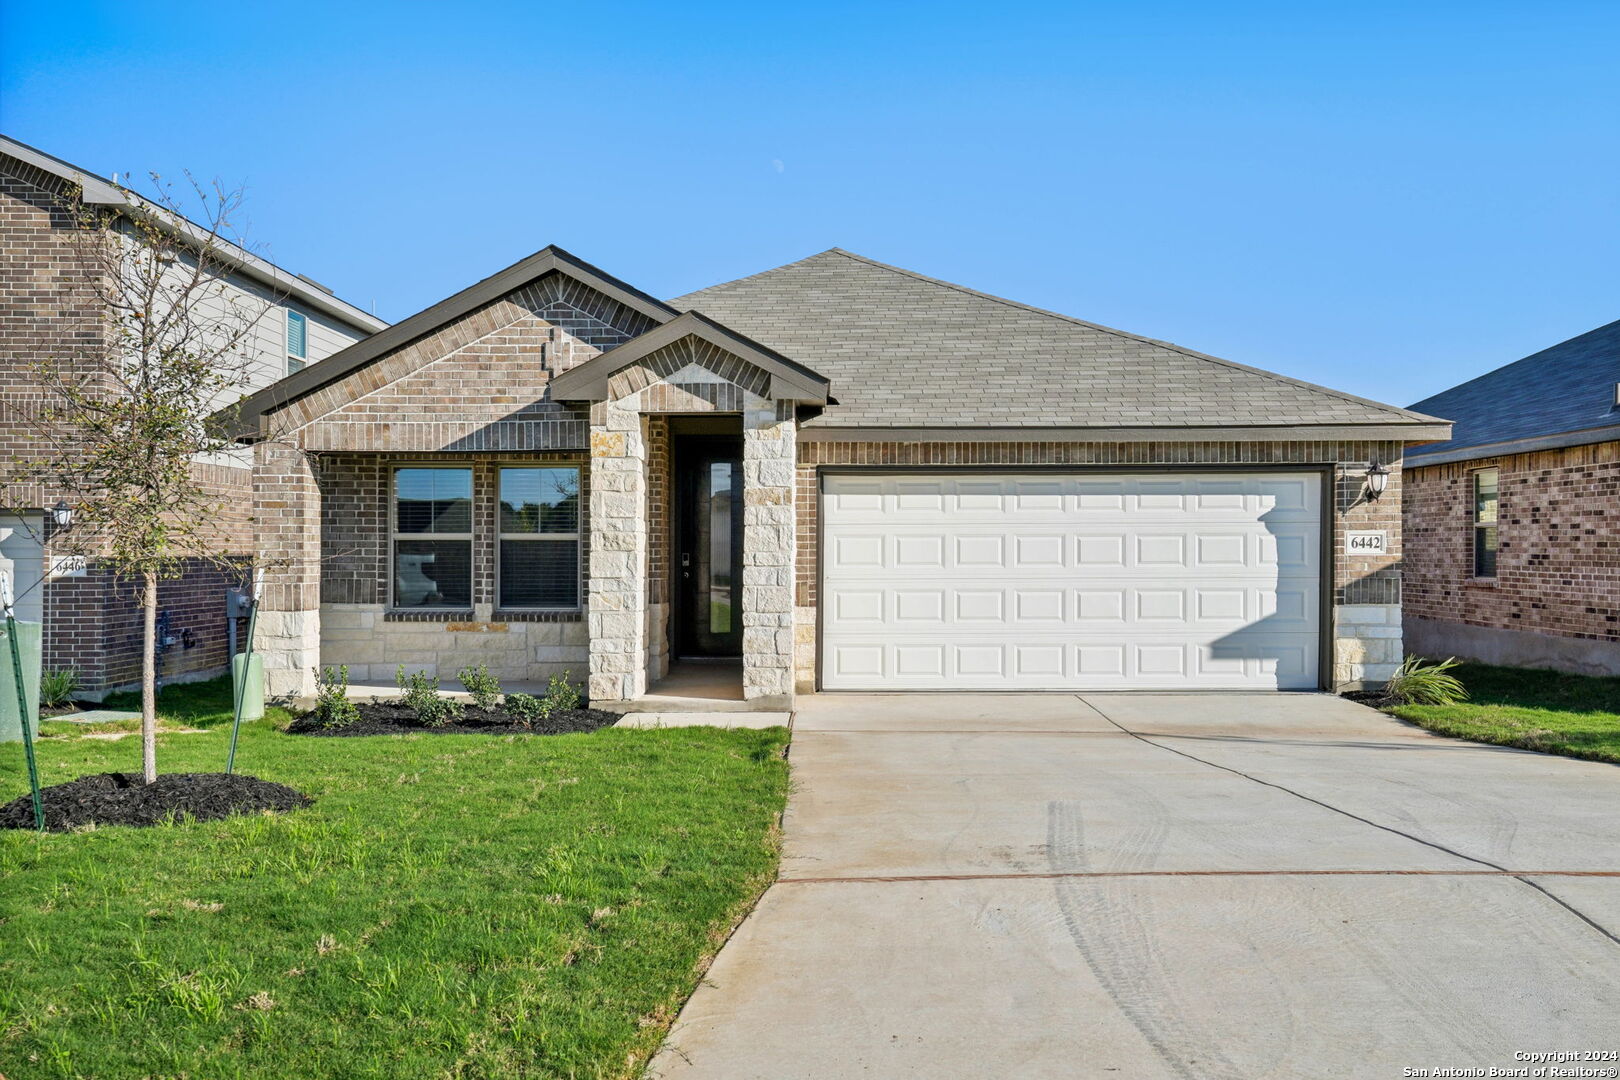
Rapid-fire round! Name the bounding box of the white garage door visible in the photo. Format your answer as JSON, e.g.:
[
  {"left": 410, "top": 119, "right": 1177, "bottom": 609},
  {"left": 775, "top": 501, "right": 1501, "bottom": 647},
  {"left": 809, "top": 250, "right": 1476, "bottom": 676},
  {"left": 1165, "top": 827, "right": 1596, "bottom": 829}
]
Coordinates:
[{"left": 820, "top": 472, "right": 1322, "bottom": 691}]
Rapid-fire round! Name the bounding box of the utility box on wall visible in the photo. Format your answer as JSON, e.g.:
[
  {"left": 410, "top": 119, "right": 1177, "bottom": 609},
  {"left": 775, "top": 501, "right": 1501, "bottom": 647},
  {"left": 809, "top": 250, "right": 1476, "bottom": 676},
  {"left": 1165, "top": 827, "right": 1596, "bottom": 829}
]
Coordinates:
[{"left": 0, "top": 620, "right": 41, "bottom": 743}]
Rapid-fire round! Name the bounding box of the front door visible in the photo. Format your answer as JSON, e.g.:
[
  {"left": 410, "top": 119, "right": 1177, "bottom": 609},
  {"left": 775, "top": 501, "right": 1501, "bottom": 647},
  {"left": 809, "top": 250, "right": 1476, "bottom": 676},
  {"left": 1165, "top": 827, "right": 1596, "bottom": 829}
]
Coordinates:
[{"left": 676, "top": 440, "right": 744, "bottom": 657}]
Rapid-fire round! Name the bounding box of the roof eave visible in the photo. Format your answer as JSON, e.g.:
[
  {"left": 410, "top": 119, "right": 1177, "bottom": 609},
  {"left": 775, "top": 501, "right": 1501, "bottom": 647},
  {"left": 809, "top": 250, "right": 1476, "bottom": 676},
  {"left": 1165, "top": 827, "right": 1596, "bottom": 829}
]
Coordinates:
[
  {"left": 795, "top": 421, "right": 1454, "bottom": 443},
  {"left": 1404, "top": 422, "right": 1620, "bottom": 468},
  {"left": 0, "top": 135, "right": 386, "bottom": 334},
  {"left": 226, "top": 246, "right": 683, "bottom": 438}
]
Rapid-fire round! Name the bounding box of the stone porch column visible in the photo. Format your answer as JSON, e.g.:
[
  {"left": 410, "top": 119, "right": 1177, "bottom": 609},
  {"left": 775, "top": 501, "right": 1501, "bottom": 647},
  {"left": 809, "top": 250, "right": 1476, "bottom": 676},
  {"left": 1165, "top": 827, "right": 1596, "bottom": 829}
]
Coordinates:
[
  {"left": 741, "top": 403, "right": 796, "bottom": 704},
  {"left": 587, "top": 402, "right": 649, "bottom": 703},
  {"left": 252, "top": 441, "right": 321, "bottom": 699}
]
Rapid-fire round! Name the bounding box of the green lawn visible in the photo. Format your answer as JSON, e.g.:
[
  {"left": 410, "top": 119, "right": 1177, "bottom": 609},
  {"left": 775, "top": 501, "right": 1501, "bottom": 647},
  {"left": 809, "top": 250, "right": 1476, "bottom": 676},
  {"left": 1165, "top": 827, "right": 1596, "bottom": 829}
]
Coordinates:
[
  {"left": 1389, "top": 662, "right": 1620, "bottom": 765},
  {"left": 0, "top": 688, "right": 790, "bottom": 1079},
  {"left": 95, "top": 675, "right": 298, "bottom": 728}
]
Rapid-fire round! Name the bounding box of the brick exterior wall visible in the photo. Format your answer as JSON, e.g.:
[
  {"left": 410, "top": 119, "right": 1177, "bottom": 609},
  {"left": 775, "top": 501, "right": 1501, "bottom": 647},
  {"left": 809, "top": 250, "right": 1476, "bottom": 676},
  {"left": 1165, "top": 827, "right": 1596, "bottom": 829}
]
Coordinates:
[
  {"left": 1404, "top": 441, "right": 1620, "bottom": 668},
  {"left": 0, "top": 152, "right": 106, "bottom": 511},
  {"left": 316, "top": 449, "right": 590, "bottom": 615},
  {"left": 254, "top": 275, "right": 649, "bottom": 697},
  {"left": 45, "top": 561, "right": 250, "bottom": 696},
  {"left": 2, "top": 153, "right": 262, "bottom": 695}
]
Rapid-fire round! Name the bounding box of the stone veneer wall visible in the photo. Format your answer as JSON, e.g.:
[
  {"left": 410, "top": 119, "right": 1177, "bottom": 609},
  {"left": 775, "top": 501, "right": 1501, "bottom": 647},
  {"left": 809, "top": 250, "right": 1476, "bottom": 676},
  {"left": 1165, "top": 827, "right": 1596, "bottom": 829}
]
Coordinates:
[
  {"left": 319, "top": 606, "right": 588, "bottom": 685},
  {"left": 741, "top": 402, "right": 797, "bottom": 701},
  {"left": 792, "top": 439, "right": 1407, "bottom": 691},
  {"left": 1404, "top": 441, "right": 1620, "bottom": 674},
  {"left": 585, "top": 336, "right": 797, "bottom": 705}
]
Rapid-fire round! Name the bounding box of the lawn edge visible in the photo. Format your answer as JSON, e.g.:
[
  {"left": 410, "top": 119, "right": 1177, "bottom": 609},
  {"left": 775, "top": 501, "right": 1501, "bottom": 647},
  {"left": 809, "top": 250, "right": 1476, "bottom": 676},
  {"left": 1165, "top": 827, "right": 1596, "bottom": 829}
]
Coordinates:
[
  {"left": 626, "top": 738, "right": 792, "bottom": 1079},
  {"left": 1383, "top": 707, "right": 1620, "bottom": 767}
]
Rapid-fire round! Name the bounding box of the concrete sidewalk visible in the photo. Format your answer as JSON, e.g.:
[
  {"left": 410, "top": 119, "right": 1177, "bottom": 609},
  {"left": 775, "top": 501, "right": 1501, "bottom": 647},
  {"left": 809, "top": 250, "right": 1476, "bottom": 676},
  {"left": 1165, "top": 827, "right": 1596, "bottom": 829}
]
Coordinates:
[{"left": 648, "top": 693, "right": 1620, "bottom": 1079}]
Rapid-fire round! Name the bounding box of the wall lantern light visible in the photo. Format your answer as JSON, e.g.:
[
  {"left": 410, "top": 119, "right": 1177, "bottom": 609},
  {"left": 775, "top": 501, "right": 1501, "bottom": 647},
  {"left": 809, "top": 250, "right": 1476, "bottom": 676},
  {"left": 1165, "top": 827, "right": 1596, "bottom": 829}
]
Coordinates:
[
  {"left": 1365, "top": 461, "right": 1390, "bottom": 501},
  {"left": 50, "top": 500, "right": 74, "bottom": 529}
]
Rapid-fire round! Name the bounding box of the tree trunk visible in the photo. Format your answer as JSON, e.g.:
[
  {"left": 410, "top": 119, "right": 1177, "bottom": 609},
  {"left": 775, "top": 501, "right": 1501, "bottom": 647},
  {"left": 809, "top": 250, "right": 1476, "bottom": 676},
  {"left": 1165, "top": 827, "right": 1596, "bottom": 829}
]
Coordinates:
[{"left": 141, "top": 571, "right": 158, "bottom": 784}]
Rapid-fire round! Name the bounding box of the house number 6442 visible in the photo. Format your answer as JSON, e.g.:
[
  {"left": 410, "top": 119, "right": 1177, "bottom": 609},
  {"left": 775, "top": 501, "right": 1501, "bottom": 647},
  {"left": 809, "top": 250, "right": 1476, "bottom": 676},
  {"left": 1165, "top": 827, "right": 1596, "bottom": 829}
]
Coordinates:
[{"left": 1346, "top": 531, "right": 1387, "bottom": 554}]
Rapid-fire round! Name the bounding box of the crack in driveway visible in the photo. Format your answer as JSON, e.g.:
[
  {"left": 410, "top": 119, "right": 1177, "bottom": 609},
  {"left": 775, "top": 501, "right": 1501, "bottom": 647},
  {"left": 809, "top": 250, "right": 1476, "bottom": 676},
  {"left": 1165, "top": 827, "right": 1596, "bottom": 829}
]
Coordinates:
[{"left": 1073, "top": 693, "right": 1620, "bottom": 949}]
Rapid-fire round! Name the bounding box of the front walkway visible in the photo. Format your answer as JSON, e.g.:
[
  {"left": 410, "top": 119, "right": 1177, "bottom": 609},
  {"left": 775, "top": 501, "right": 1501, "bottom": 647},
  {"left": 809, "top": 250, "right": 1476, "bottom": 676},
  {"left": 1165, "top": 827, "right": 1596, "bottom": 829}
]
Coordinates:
[{"left": 649, "top": 693, "right": 1620, "bottom": 1079}]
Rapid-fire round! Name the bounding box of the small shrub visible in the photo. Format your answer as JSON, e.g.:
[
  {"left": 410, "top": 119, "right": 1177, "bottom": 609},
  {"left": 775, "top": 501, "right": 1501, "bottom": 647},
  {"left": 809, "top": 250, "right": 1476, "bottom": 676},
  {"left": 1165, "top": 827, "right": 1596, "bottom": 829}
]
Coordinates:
[
  {"left": 543, "top": 671, "right": 581, "bottom": 714},
  {"left": 396, "top": 666, "right": 463, "bottom": 727},
  {"left": 1386, "top": 655, "right": 1469, "bottom": 706},
  {"left": 40, "top": 668, "right": 80, "bottom": 709},
  {"left": 457, "top": 665, "right": 502, "bottom": 711},
  {"left": 505, "top": 692, "right": 543, "bottom": 727},
  {"left": 313, "top": 666, "right": 360, "bottom": 728}
]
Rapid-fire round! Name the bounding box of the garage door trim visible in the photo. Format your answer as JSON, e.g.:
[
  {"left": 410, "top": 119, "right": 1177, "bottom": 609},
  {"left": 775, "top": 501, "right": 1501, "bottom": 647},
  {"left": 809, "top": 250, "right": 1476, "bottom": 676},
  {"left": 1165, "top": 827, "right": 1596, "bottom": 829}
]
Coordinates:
[{"left": 813, "top": 464, "right": 1335, "bottom": 692}]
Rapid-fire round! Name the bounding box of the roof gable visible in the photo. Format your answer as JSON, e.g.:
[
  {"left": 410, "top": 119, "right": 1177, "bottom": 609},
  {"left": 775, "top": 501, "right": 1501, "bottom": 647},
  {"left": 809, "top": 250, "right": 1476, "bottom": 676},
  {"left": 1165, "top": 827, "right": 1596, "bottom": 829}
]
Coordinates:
[
  {"left": 549, "top": 311, "right": 830, "bottom": 404},
  {"left": 230, "top": 245, "right": 677, "bottom": 436},
  {"left": 1406, "top": 318, "right": 1620, "bottom": 465},
  {"left": 673, "top": 249, "right": 1448, "bottom": 436}
]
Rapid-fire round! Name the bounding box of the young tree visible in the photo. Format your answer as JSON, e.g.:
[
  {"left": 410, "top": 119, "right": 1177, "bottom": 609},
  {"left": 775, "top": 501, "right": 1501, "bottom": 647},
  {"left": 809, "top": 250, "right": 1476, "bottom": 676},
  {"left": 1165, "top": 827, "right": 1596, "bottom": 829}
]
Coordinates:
[{"left": 17, "top": 175, "right": 269, "bottom": 783}]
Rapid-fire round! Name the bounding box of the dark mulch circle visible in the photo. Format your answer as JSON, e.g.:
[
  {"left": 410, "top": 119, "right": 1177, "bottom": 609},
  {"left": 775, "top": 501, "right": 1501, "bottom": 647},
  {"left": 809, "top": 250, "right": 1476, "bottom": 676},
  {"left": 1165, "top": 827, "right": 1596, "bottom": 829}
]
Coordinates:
[
  {"left": 0, "top": 772, "right": 312, "bottom": 832},
  {"left": 285, "top": 701, "right": 620, "bottom": 738},
  {"left": 1342, "top": 690, "right": 1402, "bottom": 710}
]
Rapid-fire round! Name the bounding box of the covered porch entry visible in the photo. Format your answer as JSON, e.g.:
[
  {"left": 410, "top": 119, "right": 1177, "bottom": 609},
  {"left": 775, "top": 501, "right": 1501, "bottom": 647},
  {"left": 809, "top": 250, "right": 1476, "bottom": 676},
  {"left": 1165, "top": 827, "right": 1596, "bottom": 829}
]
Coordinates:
[{"left": 551, "top": 310, "right": 829, "bottom": 711}]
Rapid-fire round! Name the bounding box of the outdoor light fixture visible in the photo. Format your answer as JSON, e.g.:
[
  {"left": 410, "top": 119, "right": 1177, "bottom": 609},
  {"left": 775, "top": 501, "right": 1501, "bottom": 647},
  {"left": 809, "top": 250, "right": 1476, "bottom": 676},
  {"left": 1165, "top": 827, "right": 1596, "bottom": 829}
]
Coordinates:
[
  {"left": 50, "top": 500, "right": 73, "bottom": 529},
  {"left": 1365, "top": 460, "right": 1390, "bottom": 501}
]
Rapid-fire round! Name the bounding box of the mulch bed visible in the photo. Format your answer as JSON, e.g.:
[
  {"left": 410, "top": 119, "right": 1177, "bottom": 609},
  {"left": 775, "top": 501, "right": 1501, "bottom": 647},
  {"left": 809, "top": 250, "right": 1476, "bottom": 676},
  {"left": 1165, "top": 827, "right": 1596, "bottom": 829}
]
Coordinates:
[
  {"left": 1342, "top": 690, "right": 1402, "bottom": 710},
  {"left": 284, "top": 701, "right": 620, "bottom": 738},
  {"left": 0, "top": 772, "right": 312, "bottom": 832}
]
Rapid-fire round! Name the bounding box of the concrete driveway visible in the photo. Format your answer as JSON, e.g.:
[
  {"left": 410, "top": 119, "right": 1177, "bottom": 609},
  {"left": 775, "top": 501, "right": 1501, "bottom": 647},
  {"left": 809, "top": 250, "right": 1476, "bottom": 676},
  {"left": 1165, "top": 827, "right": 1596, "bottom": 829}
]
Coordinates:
[{"left": 648, "top": 693, "right": 1620, "bottom": 1079}]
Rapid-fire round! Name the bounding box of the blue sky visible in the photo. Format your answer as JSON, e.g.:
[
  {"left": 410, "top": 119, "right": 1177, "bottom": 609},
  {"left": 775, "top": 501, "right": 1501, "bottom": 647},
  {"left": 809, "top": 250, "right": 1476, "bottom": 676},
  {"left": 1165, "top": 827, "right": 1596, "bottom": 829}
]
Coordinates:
[{"left": 3, "top": 1, "right": 1616, "bottom": 407}]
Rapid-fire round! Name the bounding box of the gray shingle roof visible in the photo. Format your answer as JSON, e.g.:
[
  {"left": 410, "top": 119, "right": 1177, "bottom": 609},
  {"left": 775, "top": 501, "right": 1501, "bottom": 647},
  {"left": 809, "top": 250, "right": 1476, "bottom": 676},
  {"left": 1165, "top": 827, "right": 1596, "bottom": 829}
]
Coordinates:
[
  {"left": 672, "top": 249, "right": 1441, "bottom": 432},
  {"left": 1405, "top": 318, "right": 1620, "bottom": 465}
]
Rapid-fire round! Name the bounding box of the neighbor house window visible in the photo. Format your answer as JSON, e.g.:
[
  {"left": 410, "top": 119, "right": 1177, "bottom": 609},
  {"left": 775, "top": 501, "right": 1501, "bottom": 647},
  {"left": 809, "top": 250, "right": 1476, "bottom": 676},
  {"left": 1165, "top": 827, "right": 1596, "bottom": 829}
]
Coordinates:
[
  {"left": 1472, "top": 467, "right": 1499, "bottom": 578},
  {"left": 392, "top": 468, "right": 472, "bottom": 608},
  {"left": 498, "top": 466, "right": 580, "bottom": 609},
  {"left": 286, "top": 310, "right": 308, "bottom": 374}
]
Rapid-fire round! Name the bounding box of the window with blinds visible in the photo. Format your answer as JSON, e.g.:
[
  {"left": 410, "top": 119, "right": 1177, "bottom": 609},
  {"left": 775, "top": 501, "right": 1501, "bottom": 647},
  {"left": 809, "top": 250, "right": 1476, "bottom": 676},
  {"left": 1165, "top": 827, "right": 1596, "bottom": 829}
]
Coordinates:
[
  {"left": 498, "top": 467, "right": 580, "bottom": 609},
  {"left": 392, "top": 468, "right": 473, "bottom": 608},
  {"left": 286, "top": 310, "right": 308, "bottom": 374},
  {"left": 1472, "top": 468, "right": 1499, "bottom": 578}
]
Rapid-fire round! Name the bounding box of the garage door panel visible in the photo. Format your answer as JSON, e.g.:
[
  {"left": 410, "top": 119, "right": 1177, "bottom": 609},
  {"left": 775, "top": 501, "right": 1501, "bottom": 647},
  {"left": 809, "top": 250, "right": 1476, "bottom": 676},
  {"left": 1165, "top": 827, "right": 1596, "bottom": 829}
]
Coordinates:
[
  {"left": 822, "top": 473, "right": 1322, "bottom": 690},
  {"left": 822, "top": 582, "right": 1319, "bottom": 635}
]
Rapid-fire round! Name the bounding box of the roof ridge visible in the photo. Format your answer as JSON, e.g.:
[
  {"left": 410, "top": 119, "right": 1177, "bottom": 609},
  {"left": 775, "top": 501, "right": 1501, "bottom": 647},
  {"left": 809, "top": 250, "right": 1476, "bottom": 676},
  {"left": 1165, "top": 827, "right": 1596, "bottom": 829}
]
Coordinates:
[
  {"left": 821, "top": 248, "right": 1439, "bottom": 425},
  {"left": 670, "top": 248, "right": 845, "bottom": 306}
]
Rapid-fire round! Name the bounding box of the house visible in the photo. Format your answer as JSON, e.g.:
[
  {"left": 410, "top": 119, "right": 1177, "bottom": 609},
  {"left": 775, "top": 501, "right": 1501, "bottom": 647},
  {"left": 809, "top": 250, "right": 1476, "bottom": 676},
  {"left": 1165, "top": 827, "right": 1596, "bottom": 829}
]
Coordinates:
[
  {"left": 228, "top": 246, "right": 1450, "bottom": 706},
  {"left": 0, "top": 135, "right": 388, "bottom": 698},
  {"left": 1404, "top": 319, "right": 1620, "bottom": 675}
]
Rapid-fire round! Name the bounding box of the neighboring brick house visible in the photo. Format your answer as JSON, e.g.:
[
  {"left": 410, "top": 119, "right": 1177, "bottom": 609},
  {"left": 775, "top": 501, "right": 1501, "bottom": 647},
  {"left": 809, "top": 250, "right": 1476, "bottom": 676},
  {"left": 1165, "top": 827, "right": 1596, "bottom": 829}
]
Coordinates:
[
  {"left": 1404, "top": 319, "right": 1620, "bottom": 675},
  {"left": 229, "top": 246, "right": 1449, "bottom": 707},
  {"left": 0, "top": 135, "right": 387, "bottom": 698}
]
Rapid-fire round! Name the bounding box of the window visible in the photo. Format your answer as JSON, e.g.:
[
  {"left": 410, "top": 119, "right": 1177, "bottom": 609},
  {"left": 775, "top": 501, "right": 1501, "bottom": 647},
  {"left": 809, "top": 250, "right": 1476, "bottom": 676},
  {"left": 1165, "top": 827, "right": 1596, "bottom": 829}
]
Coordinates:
[
  {"left": 286, "top": 310, "right": 308, "bottom": 374},
  {"left": 392, "top": 468, "right": 472, "bottom": 608},
  {"left": 1473, "top": 468, "right": 1499, "bottom": 578},
  {"left": 498, "top": 466, "right": 580, "bottom": 609}
]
